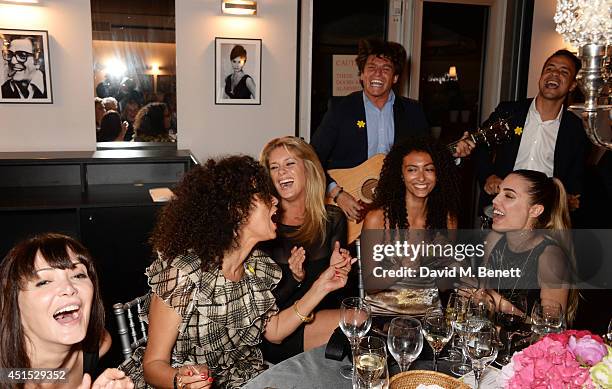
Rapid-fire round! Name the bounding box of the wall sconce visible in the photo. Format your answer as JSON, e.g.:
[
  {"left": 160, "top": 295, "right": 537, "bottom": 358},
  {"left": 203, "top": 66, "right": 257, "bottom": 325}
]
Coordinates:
[
  {"left": 0, "top": 0, "right": 41, "bottom": 3},
  {"left": 448, "top": 66, "right": 458, "bottom": 80},
  {"left": 221, "top": 0, "right": 257, "bottom": 16},
  {"left": 554, "top": 0, "right": 612, "bottom": 149}
]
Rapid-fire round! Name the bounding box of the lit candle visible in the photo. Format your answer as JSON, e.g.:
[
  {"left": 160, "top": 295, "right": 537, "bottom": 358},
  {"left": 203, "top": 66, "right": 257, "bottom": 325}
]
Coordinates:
[{"left": 448, "top": 66, "right": 457, "bottom": 78}]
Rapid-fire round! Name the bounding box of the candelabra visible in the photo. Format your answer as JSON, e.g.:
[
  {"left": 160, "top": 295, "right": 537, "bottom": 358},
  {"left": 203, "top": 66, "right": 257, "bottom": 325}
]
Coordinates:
[{"left": 554, "top": 0, "right": 612, "bottom": 149}]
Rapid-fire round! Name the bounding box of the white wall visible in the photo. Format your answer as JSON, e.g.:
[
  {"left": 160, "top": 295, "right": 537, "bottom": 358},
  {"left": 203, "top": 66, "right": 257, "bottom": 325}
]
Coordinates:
[
  {"left": 0, "top": 0, "right": 299, "bottom": 160},
  {"left": 526, "top": 0, "right": 574, "bottom": 97},
  {"left": 176, "top": 0, "right": 298, "bottom": 161},
  {"left": 0, "top": 1, "right": 96, "bottom": 151}
]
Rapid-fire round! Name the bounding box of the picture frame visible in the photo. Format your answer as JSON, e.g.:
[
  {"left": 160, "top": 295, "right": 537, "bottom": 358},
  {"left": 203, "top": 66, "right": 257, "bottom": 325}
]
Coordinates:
[
  {"left": 0, "top": 29, "right": 53, "bottom": 104},
  {"left": 215, "top": 37, "right": 261, "bottom": 105}
]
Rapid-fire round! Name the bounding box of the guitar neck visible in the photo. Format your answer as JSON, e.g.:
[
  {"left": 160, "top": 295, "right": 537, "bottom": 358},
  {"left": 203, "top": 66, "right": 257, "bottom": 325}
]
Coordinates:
[{"left": 447, "top": 134, "right": 476, "bottom": 153}]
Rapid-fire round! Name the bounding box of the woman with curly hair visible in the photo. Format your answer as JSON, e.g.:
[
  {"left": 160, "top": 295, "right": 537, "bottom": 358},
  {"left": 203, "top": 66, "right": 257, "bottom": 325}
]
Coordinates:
[
  {"left": 121, "top": 155, "right": 353, "bottom": 389},
  {"left": 362, "top": 136, "right": 461, "bottom": 313},
  {"left": 259, "top": 136, "right": 352, "bottom": 363},
  {"left": 132, "top": 102, "right": 173, "bottom": 142}
]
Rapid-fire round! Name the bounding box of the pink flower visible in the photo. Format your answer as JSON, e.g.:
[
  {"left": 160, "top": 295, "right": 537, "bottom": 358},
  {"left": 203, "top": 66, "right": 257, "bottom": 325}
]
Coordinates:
[{"left": 568, "top": 335, "right": 608, "bottom": 366}]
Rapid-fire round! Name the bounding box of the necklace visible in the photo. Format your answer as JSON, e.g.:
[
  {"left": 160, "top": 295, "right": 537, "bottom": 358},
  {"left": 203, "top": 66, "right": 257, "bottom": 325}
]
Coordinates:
[{"left": 494, "top": 238, "right": 538, "bottom": 298}]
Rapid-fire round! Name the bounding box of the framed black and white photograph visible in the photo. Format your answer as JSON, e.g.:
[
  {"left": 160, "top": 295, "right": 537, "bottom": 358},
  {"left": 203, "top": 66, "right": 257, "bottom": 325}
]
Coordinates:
[
  {"left": 215, "top": 37, "right": 261, "bottom": 105},
  {"left": 0, "top": 29, "right": 52, "bottom": 104}
]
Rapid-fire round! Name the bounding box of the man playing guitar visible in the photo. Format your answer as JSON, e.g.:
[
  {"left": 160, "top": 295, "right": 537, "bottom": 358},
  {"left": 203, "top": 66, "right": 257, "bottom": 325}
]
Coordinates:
[{"left": 311, "top": 39, "right": 474, "bottom": 222}]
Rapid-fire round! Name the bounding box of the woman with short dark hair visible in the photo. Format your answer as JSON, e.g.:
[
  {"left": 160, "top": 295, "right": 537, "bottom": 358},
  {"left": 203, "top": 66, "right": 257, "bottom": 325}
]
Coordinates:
[{"left": 0, "top": 233, "right": 133, "bottom": 388}]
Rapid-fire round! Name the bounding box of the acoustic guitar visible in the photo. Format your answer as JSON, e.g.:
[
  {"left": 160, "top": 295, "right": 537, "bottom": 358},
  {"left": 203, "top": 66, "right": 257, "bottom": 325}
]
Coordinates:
[{"left": 328, "top": 118, "right": 512, "bottom": 243}]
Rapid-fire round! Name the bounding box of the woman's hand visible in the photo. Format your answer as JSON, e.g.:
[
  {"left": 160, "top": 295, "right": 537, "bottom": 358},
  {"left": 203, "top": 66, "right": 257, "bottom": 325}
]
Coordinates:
[
  {"left": 329, "top": 241, "right": 351, "bottom": 268},
  {"left": 175, "top": 365, "right": 213, "bottom": 389},
  {"left": 314, "top": 256, "right": 356, "bottom": 294},
  {"left": 78, "top": 369, "right": 134, "bottom": 389},
  {"left": 288, "top": 246, "right": 306, "bottom": 282}
]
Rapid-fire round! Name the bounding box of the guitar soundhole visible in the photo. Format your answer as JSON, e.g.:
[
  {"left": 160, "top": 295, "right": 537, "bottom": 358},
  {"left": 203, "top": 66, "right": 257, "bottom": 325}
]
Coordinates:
[{"left": 361, "top": 178, "right": 378, "bottom": 202}]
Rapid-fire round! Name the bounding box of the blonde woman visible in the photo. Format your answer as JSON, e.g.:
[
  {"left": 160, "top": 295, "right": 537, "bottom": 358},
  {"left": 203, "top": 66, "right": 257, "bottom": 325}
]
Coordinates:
[{"left": 259, "top": 136, "right": 352, "bottom": 363}]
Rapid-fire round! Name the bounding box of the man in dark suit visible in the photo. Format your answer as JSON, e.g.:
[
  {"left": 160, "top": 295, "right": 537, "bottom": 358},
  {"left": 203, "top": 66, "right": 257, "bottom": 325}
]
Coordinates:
[
  {"left": 1, "top": 36, "right": 47, "bottom": 99},
  {"left": 311, "top": 39, "right": 473, "bottom": 221},
  {"left": 475, "top": 49, "right": 588, "bottom": 211}
]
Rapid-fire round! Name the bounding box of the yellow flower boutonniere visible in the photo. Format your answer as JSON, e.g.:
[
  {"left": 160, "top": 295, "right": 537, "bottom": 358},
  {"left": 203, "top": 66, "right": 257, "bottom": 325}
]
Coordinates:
[
  {"left": 356, "top": 120, "right": 366, "bottom": 129},
  {"left": 514, "top": 126, "right": 523, "bottom": 136}
]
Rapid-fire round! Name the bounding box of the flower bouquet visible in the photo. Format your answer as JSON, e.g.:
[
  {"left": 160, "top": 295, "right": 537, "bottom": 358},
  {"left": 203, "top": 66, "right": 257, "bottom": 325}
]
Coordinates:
[{"left": 498, "top": 330, "right": 612, "bottom": 388}]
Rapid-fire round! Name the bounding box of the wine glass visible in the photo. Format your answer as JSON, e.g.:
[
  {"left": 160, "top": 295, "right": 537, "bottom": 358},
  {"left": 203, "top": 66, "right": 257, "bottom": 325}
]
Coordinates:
[
  {"left": 387, "top": 316, "right": 423, "bottom": 372},
  {"left": 354, "top": 336, "right": 388, "bottom": 389},
  {"left": 465, "top": 324, "right": 498, "bottom": 389},
  {"left": 531, "top": 299, "right": 563, "bottom": 336},
  {"left": 339, "top": 297, "right": 372, "bottom": 379},
  {"left": 496, "top": 294, "right": 527, "bottom": 365},
  {"left": 469, "top": 289, "right": 496, "bottom": 322},
  {"left": 421, "top": 308, "right": 453, "bottom": 372},
  {"left": 446, "top": 292, "right": 469, "bottom": 362},
  {"left": 605, "top": 317, "right": 612, "bottom": 346}
]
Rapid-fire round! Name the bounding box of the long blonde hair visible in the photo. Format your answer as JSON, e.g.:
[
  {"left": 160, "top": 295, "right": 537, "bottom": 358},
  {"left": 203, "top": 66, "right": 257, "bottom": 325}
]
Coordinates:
[
  {"left": 512, "top": 169, "right": 578, "bottom": 324},
  {"left": 260, "top": 136, "right": 328, "bottom": 246}
]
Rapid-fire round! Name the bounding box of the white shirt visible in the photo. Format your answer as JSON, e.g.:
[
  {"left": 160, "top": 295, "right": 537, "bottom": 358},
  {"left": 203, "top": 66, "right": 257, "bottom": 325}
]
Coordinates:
[{"left": 513, "top": 99, "right": 562, "bottom": 177}]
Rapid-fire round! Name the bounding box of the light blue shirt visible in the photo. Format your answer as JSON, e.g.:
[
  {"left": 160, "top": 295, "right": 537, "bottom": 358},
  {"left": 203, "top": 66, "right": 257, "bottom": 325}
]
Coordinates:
[
  {"left": 327, "top": 91, "right": 396, "bottom": 195},
  {"left": 364, "top": 90, "right": 396, "bottom": 158}
]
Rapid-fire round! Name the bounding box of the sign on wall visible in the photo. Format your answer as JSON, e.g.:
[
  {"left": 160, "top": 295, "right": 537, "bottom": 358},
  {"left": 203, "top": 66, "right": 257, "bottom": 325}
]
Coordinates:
[{"left": 332, "top": 54, "right": 361, "bottom": 97}]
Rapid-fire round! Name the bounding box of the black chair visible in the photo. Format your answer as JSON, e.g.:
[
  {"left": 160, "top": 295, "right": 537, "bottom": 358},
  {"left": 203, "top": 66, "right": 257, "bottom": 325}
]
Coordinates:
[{"left": 113, "top": 294, "right": 149, "bottom": 360}]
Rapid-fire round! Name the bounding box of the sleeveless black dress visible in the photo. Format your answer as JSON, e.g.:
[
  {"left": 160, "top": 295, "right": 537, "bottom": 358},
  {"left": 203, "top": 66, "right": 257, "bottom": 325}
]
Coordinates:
[{"left": 224, "top": 74, "right": 253, "bottom": 99}]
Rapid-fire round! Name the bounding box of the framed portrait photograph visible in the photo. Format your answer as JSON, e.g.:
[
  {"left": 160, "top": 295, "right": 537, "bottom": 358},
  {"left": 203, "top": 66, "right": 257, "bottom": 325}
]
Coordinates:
[
  {"left": 0, "top": 29, "right": 53, "bottom": 104},
  {"left": 215, "top": 37, "right": 261, "bottom": 105}
]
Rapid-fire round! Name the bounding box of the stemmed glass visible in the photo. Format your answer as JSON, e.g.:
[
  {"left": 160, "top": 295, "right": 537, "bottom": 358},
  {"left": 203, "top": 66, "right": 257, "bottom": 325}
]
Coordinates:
[
  {"left": 495, "top": 294, "right": 527, "bottom": 365},
  {"left": 605, "top": 317, "right": 612, "bottom": 346},
  {"left": 470, "top": 289, "right": 496, "bottom": 322},
  {"left": 354, "top": 336, "right": 388, "bottom": 389},
  {"left": 421, "top": 308, "right": 453, "bottom": 372},
  {"left": 464, "top": 324, "right": 498, "bottom": 389},
  {"left": 387, "top": 316, "right": 423, "bottom": 372},
  {"left": 531, "top": 299, "right": 563, "bottom": 336},
  {"left": 339, "top": 297, "right": 372, "bottom": 379},
  {"left": 446, "top": 292, "right": 469, "bottom": 362}
]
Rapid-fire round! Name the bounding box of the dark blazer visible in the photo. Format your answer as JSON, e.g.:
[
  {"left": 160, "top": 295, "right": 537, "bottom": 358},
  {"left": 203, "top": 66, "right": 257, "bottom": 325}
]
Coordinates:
[
  {"left": 311, "top": 91, "right": 429, "bottom": 186},
  {"left": 474, "top": 99, "right": 588, "bottom": 197},
  {"left": 1, "top": 79, "right": 46, "bottom": 99}
]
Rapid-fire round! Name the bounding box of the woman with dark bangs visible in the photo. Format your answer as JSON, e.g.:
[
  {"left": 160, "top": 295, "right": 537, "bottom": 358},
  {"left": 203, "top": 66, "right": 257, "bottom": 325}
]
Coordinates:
[
  {"left": 0, "top": 233, "right": 133, "bottom": 388},
  {"left": 362, "top": 137, "right": 461, "bottom": 313},
  {"left": 120, "top": 156, "right": 352, "bottom": 389}
]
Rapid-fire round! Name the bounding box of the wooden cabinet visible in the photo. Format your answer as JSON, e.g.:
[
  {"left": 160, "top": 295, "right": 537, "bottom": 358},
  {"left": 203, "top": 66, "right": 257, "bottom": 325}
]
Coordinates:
[{"left": 0, "top": 149, "right": 198, "bottom": 367}]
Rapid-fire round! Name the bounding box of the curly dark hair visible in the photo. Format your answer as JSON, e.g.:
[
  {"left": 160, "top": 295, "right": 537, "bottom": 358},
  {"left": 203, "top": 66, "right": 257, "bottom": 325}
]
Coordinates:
[
  {"left": 371, "top": 137, "right": 461, "bottom": 229},
  {"left": 134, "top": 102, "right": 168, "bottom": 138},
  {"left": 355, "top": 39, "right": 406, "bottom": 76},
  {"left": 149, "top": 155, "right": 274, "bottom": 271}
]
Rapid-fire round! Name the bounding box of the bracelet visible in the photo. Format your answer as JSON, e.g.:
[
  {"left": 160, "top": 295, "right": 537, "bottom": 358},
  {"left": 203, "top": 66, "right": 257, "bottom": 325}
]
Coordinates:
[
  {"left": 332, "top": 187, "right": 344, "bottom": 203},
  {"left": 293, "top": 300, "right": 314, "bottom": 323}
]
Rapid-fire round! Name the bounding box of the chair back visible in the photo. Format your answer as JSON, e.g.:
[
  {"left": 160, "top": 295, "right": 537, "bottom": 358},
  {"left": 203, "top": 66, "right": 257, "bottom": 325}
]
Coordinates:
[
  {"left": 355, "top": 238, "right": 365, "bottom": 299},
  {"left": 113, "top": 294, "right": 149, "bottom": 360}
]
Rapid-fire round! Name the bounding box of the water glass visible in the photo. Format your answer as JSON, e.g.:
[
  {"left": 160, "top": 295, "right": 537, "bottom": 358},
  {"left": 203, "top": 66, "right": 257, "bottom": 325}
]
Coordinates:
[
  {"left": 339, "top": 297, "right": 372, "bottom": 379},
  {"left": 465, "top": 325, "right": 498, "bottom": 389},
  {"left": 531, "top": 299, "right": 563, "bottom": 335},
  {"left": 387, "top": 316, "right": 423, "bottom": 372},
  {"left": 354, "top": 336, "right": 388, "bottom": 389}
]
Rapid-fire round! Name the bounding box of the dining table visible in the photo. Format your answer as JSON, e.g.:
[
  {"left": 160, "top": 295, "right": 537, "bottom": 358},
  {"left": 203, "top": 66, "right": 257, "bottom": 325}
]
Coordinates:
[{"left": 242, "top": 343, "right": 476, "bottom": 389}]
